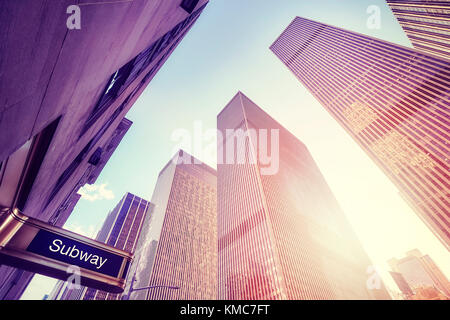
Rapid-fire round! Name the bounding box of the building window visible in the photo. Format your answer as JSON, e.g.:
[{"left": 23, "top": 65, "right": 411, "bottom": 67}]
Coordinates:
[
  {"left": 46, "top": 139, "right": 93, "bottom": 207},
  {"left": 79, "top": 6, "right": 203, "bottom": 139},
  {"left": 0, "top": 117, "right": 60, "bottom": 211},
  {"left": 80, "top": 59, "right": 136, "bottom": 137},
  {"left": 46, "top": 89, "right": 137, "bottom": 208},
  {"left": 88, "top": 147, "right": 102, "bottom": 166},
  {"left": 180, "top": 0, "right": 200, "bottom": 14}
]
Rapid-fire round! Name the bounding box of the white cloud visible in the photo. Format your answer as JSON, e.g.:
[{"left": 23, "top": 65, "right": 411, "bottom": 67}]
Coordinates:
[{"left": 77, "top": 183, "right": 115, "bottom": 202}]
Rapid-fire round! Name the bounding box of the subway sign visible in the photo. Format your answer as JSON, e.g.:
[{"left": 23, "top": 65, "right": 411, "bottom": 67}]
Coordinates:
[{"left": 0, "top": 208, "right": 132, "bottom": 293}]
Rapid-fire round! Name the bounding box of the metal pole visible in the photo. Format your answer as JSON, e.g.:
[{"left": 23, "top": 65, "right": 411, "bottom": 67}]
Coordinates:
[{"left": 121, "top": 277, "right": 179, "bottom": 300}]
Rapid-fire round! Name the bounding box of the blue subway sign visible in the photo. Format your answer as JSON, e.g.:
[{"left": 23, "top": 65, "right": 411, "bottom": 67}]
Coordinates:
[
  {"left": 0, "top": 209, "right": 132, "bottom": 293},
  {"left": 27, "top": 229, "right": 125, "bottom": 278}
]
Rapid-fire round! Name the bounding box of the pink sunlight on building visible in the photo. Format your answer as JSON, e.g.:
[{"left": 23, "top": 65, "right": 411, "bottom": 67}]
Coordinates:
[
  {"left": 271, "top": 16, "right": 450, "bottom": 251},
  {"left": 217, "top": 91, "right": 391, "bottom": 300}
]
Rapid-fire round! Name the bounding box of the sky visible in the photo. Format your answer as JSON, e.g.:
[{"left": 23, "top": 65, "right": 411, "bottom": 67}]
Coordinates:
[{"left": 21, "top": 0, "right": 449, "bottom": 299}]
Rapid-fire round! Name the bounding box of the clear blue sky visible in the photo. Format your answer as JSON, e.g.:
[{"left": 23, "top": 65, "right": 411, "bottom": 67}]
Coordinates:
[{"left": 21, "top": 0, "right": 449, "bottom": 299}]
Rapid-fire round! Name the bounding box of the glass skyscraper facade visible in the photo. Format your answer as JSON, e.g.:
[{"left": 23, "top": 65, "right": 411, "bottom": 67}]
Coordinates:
[
  {"left": 386, "top": 0, "right": 450, "bottom": 60},
  {"left": 217, "top": 91, "right": 390, "bottom": 300},
  {"left": 56, "top": 192, "right": 152, "bottom": 300},
  {"left": 128, "top": 150, "right": 217, "bottom": 300},
  {"left": 270, "top": 16, "right": 449, "bottom": 251}
]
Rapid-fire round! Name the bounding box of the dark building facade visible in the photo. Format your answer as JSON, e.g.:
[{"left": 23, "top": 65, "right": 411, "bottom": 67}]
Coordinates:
[
  {"left": 217, "top": 92, "right": 390, "bottom": 299},
  {"left": 271, "top": 16, "right": 449, "bottom": 251},
  {"left": 0, "top": 0, "right": 209, "bottom": 299},
  {"left": 127, "top": 150, "right": 217, "bottom": 300},
  {"left": 386, "top": 0, "right": 450, "bottom": 60},
  {"left": 0, "top": 117, "right": 131, "bottom": 299},
  {"left": 54, "top": 193, "right": 152, "bottom": 300}
]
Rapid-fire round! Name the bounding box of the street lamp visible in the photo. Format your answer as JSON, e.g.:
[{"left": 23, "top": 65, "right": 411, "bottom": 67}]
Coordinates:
[
  {"left": 120, "top": 236, "right": 179, "bottom": 300},
  {"left": 121, "top": 284, "right": 180, "bottom": 300},
  {"left": 121, "top": 272, "right": 179, "bottom": 300}
]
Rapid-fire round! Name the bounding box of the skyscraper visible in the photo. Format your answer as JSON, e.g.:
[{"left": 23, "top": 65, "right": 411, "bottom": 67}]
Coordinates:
[
  {"left": 56, "top": 192, "right": 152, "bottom": 300},
  {"left": 388, "top": 249, "right": 450, "bottom": 297},
  {"left": 217, "top": 91, "right": 390, "bottom": 300},
  {"left": 127, "top": 150, "right": 217, "bottom": 300},
  {"left": 47, "top": 279, "right": 66, "bottom": 301},
  {"left": 271, "top": 16, "right": 449, "bottom": 251},
  {"left": 386, "top": 0, "right": 450, "bottom": 60},
  {"left": 389, "top": 271, "right": 414, "bottom": 298},
  {"left": 0, "top": 0, "right": 209, "bottom": 299}
]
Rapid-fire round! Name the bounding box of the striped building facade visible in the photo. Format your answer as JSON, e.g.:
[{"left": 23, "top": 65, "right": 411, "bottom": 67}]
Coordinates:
[
  {"left": 57, "top": 192, "right": 152, "bottom": 300},
  {"left": 270, "top": 17, "right": 450, "bottom": 251},
  {"left": 128, "top": 150, "right": 217, "bottom": 300},
  {"left": 217, "top": 92, "right": 390, "bottom": 300},
  {"left": 387, "top": 0, "right": 450, "bottom": 60}
]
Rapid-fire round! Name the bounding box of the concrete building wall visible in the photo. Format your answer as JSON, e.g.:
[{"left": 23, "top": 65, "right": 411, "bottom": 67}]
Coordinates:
[
  {"left": 0, "top": 0, "right": 209, "bottom": 299},
  {"left": 0, "top": 116, "right": 131, "bottom": 299}
]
